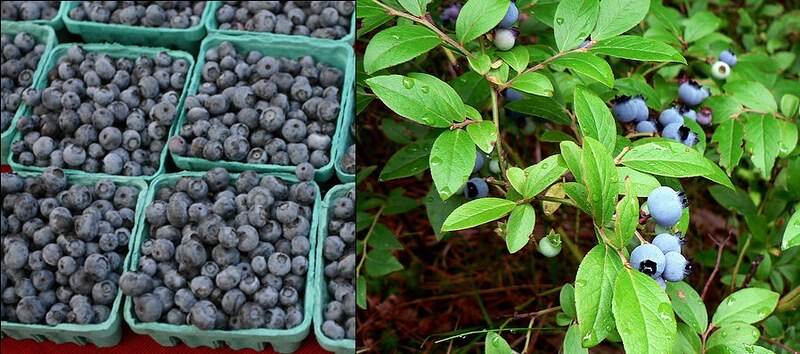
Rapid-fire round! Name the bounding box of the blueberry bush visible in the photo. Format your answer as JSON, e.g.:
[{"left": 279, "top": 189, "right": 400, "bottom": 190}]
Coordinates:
[{"left": 357, "top": 0, "right": 800, "bottom": 352}]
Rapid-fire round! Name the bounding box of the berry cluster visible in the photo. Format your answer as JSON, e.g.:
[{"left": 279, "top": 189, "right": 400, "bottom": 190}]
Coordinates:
[
  {"left": 1, "top": 31, "right": 46, "bottom": 133},
  {"left": 169, "top": 41, "right": 343, "bottom": 169},
  {"left": 215, "top": 1, "right": 354, "bottom": 40},
  {"left": 0, "top": 2, "right": 60, "bottom": 21},
  {"left": 629, "top": 186, "right": 691, "bottom": 287},
  {"left": 339, "top": 121, "right": 354, "bottom": 174},
  {"left": 320, "top": 188, "right": 355, "bottom": 340},
  {"left": 11, "top": 45, "right": 190, "bottom": 176},
  {"left": 1, "top": 168, "right": 139, "bottom": 325},
  {"left": 68, "top": 1, "right": 207, "bottom": 29},
  {"left": 119, "top": 167, "right": 315, "bottom": 330}
]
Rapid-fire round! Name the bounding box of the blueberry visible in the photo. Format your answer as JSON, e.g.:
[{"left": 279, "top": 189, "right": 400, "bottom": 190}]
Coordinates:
[
  {"left": 697, "top": 108, "right": 712, "bottom": 126},
  {"left": 91, "top": 280, "right": 117, "bottom": 305},
  {"left": 662, "top": 251, "right": 690, "bottom": 282},
  {"left": 678, "top": 80, "right": 709, "bottom": 107},
  {"left": 322, "top": 320, "right": 345, "bottom": 340},
  {"left": 652, "top": 233, "right": 682, "bottom": 254},
  {"left": 134, "top": 293, "right": 163, "bottom": 322},
  {"left": 647, "top": 186, "right": 686, "bottom": 228},
  {"left": 188, "top": 300, "right": 217, "bottom": 330},
  {"left": 494, "top": 28, "right": 516, "bottom": 51},
  {"left": 464, "top": 177, "right": 489, "bottom": 199},
  {"left": 16, "top": 296, "right": 45, "bottom": 324},
  {"left": 658, "top": 107, "right": 683, "bottom": 126},
  {"left": 538, "top": 237, "right": 562, "bottom": 257},
  {"left": 718, "top": 49, "right": 737, "bottom": 67},
  {"left": 635, "top": 120, "right": 657, "bottom": 133},
  {"left": 264, "top": 307, "right": 286, "bottom": 329},
  {"left": 630, "top": 243, "right": 666, "bottom": 277},
  {"left": 267, "top": 252, "right": 291, "bottom": 276},
  {"left": 711, "top": 61, "right": 731, "bottom": 80},
  {"left": 498, "top": 2, "right": 519, "bottom": 28},
  {"left": 612, "top": 96, "right": 649, "bottom": 123}
]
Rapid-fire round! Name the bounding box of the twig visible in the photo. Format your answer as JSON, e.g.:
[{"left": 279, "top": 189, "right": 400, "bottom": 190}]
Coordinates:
[
  {"left": 700, "top": 324, "right": 716, "bottom": 352},
  {"left": 521, "top": 317, "right": 536, "bottom": 354},
  {"left": 634, "top": 230, "right": 647, "bottom": 244},
  {"left": 355, "top": 206, "right": 385, "bottom": 279},
  {"left": 759, "top": 336, "right": 799, "bottom": 354},
  {"left": 777, "top": 285, "right": 800, "bottom": 312},
  {"left": 614, "top": 146, "right": 631, "bottom": 165},
  {"left": 491, "top": 90, "right": 508, "bottom": 180},
  {"left": 702, "top": 232, "right": 731, "bottom": 300},
  {"left": 730, "top": 233, "right": 752, "bottom": 292},
  {"left": 451, "top": 119, "right": 478, "bottom": 130},
  {"left": 511, "top": 306, "right": 561, "bottom": 320},
  {"left": 741, "top": 254, "right": 764, "bottom": 288}
]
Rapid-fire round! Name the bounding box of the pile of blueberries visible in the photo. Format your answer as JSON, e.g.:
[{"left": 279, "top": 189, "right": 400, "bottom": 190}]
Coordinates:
[
  {"left": 215, "top": 1, "right": 354, "bottom": 40},
  {"left": 119, "top": 166, "right": 315, "bottom": 330},
  {"left": 630, "top": 186, "right": 691, "bottom": 288},
  {"left": 69, "top": 1, "right": 207, "bottom": 29},
  {"left": 617, "top": 50, "right": 740, "bottom": 147},
  {"left": 0, "top": 2, "right": 60, "bottom": 21},
  {"left": 320, "top": 187, "right": 355, "bottom": 340},
  {"left": 169, "top": 41, "right": 342, "bottom": 169},
  {"left": 339, "top": 121, "right": 355, "bottom": 175},
  {"left": 1, "top": 31, "right": 46, "bottom": 133},
  {"left": 1, "top": 168, "right": 139, "bottom": 325},
  {"left": 11, "top": 45, "right": 190, "bottom": 176}
]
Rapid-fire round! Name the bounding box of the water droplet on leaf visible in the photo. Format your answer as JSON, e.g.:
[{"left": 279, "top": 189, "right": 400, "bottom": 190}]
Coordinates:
[
  {"left": 556, "top": 17, "right": 565, "bottom": 24},
  {"left": 402, "top": 77, "right": 415, "bottom": 89}
]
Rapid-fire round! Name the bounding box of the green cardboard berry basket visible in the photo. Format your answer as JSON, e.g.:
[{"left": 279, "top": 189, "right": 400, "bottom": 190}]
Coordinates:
[
  {"left": 203, "top": 1, "right": 355, "bottom": 44},
  {"left": 334, "top": 92, "right": 355, "bottom": 183},
  {"left": 7, "top": 42, "right": 195, "bottom": 181},
  {"left": 0, "top": 21, "right": 57, "bottom": 164},
  {"left": 313, "top": 183, "right": 356, "bottom": 353},
  {"left": 62, "top": 1, "right": 212, "bottom": 51},
  {"left": 0, "top": 171, "right": 149, "bottom": 347},
  {"left": 123, "top": 171, "right": 320, "bottom": 353},
  {"left": 2, "top": 2, "right": 68, "bottom": 30},
  {"left": 169, "top": 33, "right": 355, "bottom": 182}
]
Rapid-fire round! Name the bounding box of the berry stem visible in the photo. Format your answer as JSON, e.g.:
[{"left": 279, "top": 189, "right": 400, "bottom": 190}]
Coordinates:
[
  {"left": 355, "top": 205, "right": 385, "bottom": 280},
  {"left": 491, "top": 90, "right": 509, "bottom": 181}
]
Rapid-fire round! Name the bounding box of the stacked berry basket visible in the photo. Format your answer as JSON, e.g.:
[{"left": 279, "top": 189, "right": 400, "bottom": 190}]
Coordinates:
[{"left": 1, "top": 1, "right": 356, "bottom": 352}]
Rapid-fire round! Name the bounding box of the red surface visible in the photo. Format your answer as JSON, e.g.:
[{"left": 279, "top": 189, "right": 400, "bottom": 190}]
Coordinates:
[{"left": 0, "top": 327, "right": 329, "bottom": 354}]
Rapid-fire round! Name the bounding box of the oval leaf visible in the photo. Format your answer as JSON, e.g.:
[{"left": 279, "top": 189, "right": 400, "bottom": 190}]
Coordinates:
[
  {"left": 725, "top": 80, "right": 778, "bottom": 114},
  {"left": 581, "top": 137, "right": 618, "bottom": 225},
  {"left": 706, "top": 323, "right": 760, "bottom": 349},
  {"left": 506, "top": 204, "right": 536, "bottom": 253},
  {"left": 621, "top": 141, "right": 734, "bottom": 189},
  {"left": 613, "top": 269, "right": 677, "bottom": 354},
  {"left": 456, "top": 0, "right": 511, "bottom": 44},
  {"left": 673, "top": 323, "right": 702, "bottom": 354},
  {"left": 574, "top": 86, "right": 616, "bottom": 149},
  {"left": 554, "top": 52, "right": 615, "bottom": 88},
  {"left": 523, "top": 154, "right": 568, "bottom": 198},
  {"left": 592, "top": 0, "right": 650, "bottom": 41},
  {"left": 364, "top": 25, "right": 442, "bottom": 74},
  {"left": 366, "top": 74, "right": 465, "bottom": 127},
  {"left": 744, "top": 114, "right": 781, "bottom": 180},
  {"left": 564, "top": 324, "right": 589, "bottom": 354},
  {"left": 575, "top": 244, "right": 623, "bottom": 346},
  {"left": 711, "top": 288, "right": 779, "bottom": 327},
  {"left": 497, "top": 46, "right": 530, "bottom": 73},
  {"left": 613, "top": 179, "right": 639, "bottom": 249},
  {"left": 397, "top": 0, "right": 429, "bottom": 16},
  {"left": 506, "top": 96, "right": 571, "bottom": 124},
  {"left": 665, "top": 281, "right": 708, "bottom": 334},
  {"left": 380, "top": 139, "right": 435, "bottom": 181},
  {"left": 511, "top": 72, "right": 554, "bottom": 97},
  {"left": 706, "top": 344, "right": 774, "bottom": 354},
  {"left": 485, "top": 332, "right": 512, "bottom": 354},
  {"left": 442, "top": 198, "right": 517, "bottom": 231},
  {"left": 782, "top": 209, "right": 800, "bottom": 250},
  {"left": 616, "top": 167, "right": 660, "bottom": 197},
  {"left": 430, "top": 129, "right": 475, "bottom": 200},
  {"left": 554, "top": 0, "right": 599, "bottom": 52},
  {"left": 591, "top": 35, "right": 686, "bottom": 63},
  {"left": 506, "top": 167, "right": 527, "bottom": 195},
  {"left": 467, "top": 121, "right": 497, "bottom": 154},
  {"left": 711, "top": 118, "right": 745, "bottom": 175}
]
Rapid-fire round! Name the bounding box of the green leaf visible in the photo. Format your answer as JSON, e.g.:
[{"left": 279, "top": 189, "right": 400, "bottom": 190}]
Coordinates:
[
  {"left": 485, "top": 332, "right": 512, "bottom": 354},
  {"left": 706, "top": 323, "right": 760, "bottom": 349},
  {"left": 366, "top": 249, "right": 404, "bottom": 276},
  {"left": 442, "top": 198, "right": 517, "bottom": 231},
  {"left": 682, "top": 11, "right": 721, "bottom": 43},
  {"left": 560, "top": 141, "right": 584, "bottom": 182},
  {"left": 425, "top": 186, "right": 463, "bottom": 240},
  {"left": 430, "top": 129, "right": 475, "bottom": 200},
  {"left": 781, "top": 94, "right": 799, "bottom": 118},
  {"left": 364, "top": 25, "right": 442, "bottom": 74},
  {"left": 706, "top": 344, "right": 775, "bottom": 354},
  {"left": 553, "top": 0, "right": 599, "bottom": 52},
  {"left": 506, "top": 96, "right": 571, "bottom": 124},
  {"left": 781, "top": 209, "right": 800, "bottom": 250},
  {"left": 497, "top": 46, "right": 530, "bottom": 73},
  {"left": 744, "top": 114, "right": 781, "bottom": 180},
  {"left": 704, "top": 95, "right": 743, "bottom": 124},
  {"left": 563, "top": 182, "right": 592, "bottom": 214},
  {"left": 711, "top": 119, "right": 745, "bottom": 175},
  {"left": 613, "top": 269, "right": 677, "bottom": 354},
  {"left": 397, "top": 0, "right": 429, "bottom": 16},
  {"left": 468, "top": 53, "right": 492, "bottom": 75},
  {"left": 506, "top": 204, "right": 536, "bottom": 253},
  {"left": 575, "top": 244, "right": 623, "bottom": 346},
  {"left": 564, "top": 324, "right": 589, "bottom": 354},
  {"left": 370, "top": 224, "right": 404, "bottom": 250},
  {"left": 708, "top": 185, "right": 757, "bottom": 216},
  {"left": 456, "top": 0, "right": 511, "bottom": 43},
  {"left": 581, "top": 137, "right": 617, "bottom": 225},
  {"left": 487, "top": 63, "right": 510, "bottom": 84},
  {"left": 511, "top": 72, "right": 554, "bottom": 97},
  {"left": 613, "top": 179, "right": 638, "bottom": 249},
  {"left": 615, "top": 76, "right": 662, "bottom": 110},
  {"left": 506, "top": 167, "right": 526, "bottom": 195},
  {"left": 560, "top": 284, "right": 577, "bottom": 318},
  {"left": 673, "top": 323, "right": 702, "bottom": 354},
  {"left": 592, "top": 0, "right": 650, "bottom": 41},
  {"left": 711, "top": 288, "right": 779, "bottom": 327},
  {"left": 356, "top": 276, "right": 367, "bottom": 309},
  {"left": 725, "top": 81, "right": 778, "bottom": 114},
  {"left": 380, "top": 139, "right": 434, "bottom": 181},
  {"left": 523, "top": 155, "right": 568, "bottom": 198},
  {"left": 665, "top": 281, "right": 708, "bottom": 334},
  {"left": 616, "top": 167, "right": 660, "bottom": 197},
  {"left": 592, "top": 36, "right": 685, "bottom": 63},
  {"left": 621, "top": 140, "right": 734, "bottom": 189},
  {"left": 366, "top": 74, "right": 465, "bottom": 127},
  {"left": 574, "top": 86, "right": 616, "bottom": 149},
  {"left": 776, "top": 118, "right": 798, "bottom": 157},
  {"left": 553, "top": 52, "right": 614, "bottom": 88},
  {"left": 451, "top": 71, "right": 491, "bottom": 108},
  {"left": 467, "top": 121, "right": 497, "bottom": 154}
]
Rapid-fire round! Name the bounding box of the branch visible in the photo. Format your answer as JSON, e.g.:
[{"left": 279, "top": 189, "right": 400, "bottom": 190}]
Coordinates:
[
  {"left": 491, "top": 90, "right": 508, "bottom": 180},
  {"left": 730, "top": 233, "right": 752, "bottom": 292},
  {"left": 510, "top": 306, "right": 562, "bottom": 320},
  {"left": 355, "top": 205, "right": 385, "bottom": 280},
  {"left": 497, "top": 43, "right": 595, "bottom": 91},
  {"left": 759, "top": 336, "right": 799, "bottom": 354},
  {"left": 702, "top": 232, "right": 731, "bottom": 300}
]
